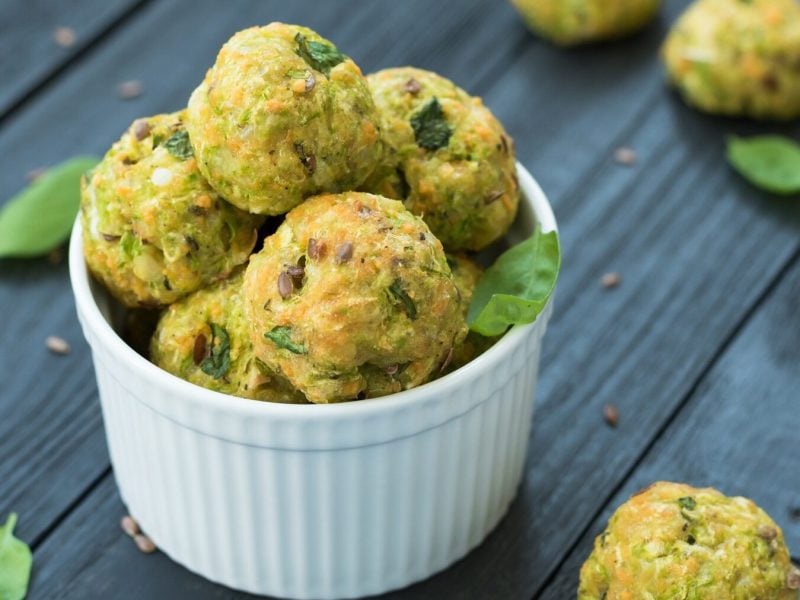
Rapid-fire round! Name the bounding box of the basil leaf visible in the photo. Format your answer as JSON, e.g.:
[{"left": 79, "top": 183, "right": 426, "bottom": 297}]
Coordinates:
[
  {"left": 0, "top": 513, "right": 32, "bottom": 600},
  {"left": 726, "top": 135, "right": 800, "bottom": 195},
  {"left": 410, "top": 98, "right": 452, "bottom": 151},
  {"left": 163, "top": 130, "right": 193, "bottom": 161},
  {"left": 200, "top": 323, "right": 231, "bottom": 379},
  {"left": 467, "top": 225, "right": 560, "bottom": 336},
  {"left": 294, "top": 33, "right": 346, "bottom": 77},
  {"left": 265, "top": 326, "right": 307, "bottom": 354},
  {"left": 388, "top": 279, "right": 417, "bottom": 320},
  {"left": 0, "top": 156, "right": 99, "bottom": 258}
]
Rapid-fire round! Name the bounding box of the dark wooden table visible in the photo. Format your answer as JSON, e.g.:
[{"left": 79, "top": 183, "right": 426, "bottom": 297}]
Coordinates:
[{"left": 1, "top": 0, "right": 798, "bottom": 598}]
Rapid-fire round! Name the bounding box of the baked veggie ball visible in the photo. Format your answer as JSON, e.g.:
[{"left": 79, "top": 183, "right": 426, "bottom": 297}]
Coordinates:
[
  {"left": 151, "top": 271, "right": 306, "bottom": 403},
  {"left": 662, "top": 0, "right": 800, "bottom": 120},
  {"left": 579, "top": 481, "right": 800, "bottom": 599},
  {"left": 243, "top": 192, "right": 467, "bottom": 403},
  {"left": 363, "top": 67, "right": 518, "bottom": 252},
  {"left": 185, "top": 23, "right": 383, "bottom": 215},
  {"left": 81, "top": 112, "right": 262, "bottom": 308},
  {"left": 510, "top": 0, "right": 661, "bottom": 46},
  {"left": 443, "top": 254, "right": 498, "bottom": 374}
]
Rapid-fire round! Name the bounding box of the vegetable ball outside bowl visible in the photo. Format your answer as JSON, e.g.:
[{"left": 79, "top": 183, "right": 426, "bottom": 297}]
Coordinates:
[
  {"left": 70, "top": 163, "right": 558, "bottom": 600},
  {"left": 579, "top": 482, "right": 800, "bottom": 599},
  {"left": 509, "top": 0, "right": 662, "bottom": 46},
  {"left": 662, "top": 0, "right": 800, "bottom": 120},
  {"left": 186, "top": 23, "right": 383, "bottom": 215},
  {"left": 363, "top": 67, "right": 519, "bottom": 252},
  {"left": 81, "top": 111, "right": 262, "bottom": 308}
]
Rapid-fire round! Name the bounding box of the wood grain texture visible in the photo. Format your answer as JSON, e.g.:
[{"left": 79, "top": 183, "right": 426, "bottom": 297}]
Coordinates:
[
  {"left": 0, "top": 0, "right": 145, "bottom": 119},
  {"left": 539, "top": 257, "right": 800, "bottom": 599},
  {"left": 2, "top": 0, "right": 799, "bottom": 597}
]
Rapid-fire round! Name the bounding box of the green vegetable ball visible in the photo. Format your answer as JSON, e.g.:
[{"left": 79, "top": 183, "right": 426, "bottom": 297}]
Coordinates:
[
  {"left": 443, "top": 254, "right": 499, "bottom": 374},
  {"left": 363, "top": 67, "right": 519, "bottom": 252},
  {"left": 579, "top": 481, "right": 800, "bottom": 599},
  {"left": 243, "top": 192, "right": 467, "bottom": 403},
  {"left": 81, "top": 112, "right": 262, "bottom": 308},
  {"left": 662, "top": 0, "right": 800, "bottom": 120},
  {"left": 150, "top": 270, "right": 306, "bottom": 403},
  {"left": 186, "top": 23, "right": 383, "bottom": 215},
  {"left": 510, "top": 0, "right": 661, "bottom": 46}
]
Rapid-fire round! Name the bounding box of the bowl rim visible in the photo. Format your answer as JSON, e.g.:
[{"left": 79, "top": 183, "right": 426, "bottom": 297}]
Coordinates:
[{"left": 69, "top": 162, "right": 557, "bottom": 421}]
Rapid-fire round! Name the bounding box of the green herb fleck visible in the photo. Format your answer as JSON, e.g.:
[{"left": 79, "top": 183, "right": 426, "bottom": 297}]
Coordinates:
[
  {"left": 287, "top": 69, "right": 310, "bottom": 80},
  {"left": 388, "top": 279, "right": 417, "bottom": 320},
  {"left": 200, "top": 323, "right": 231, "bottom": 379},
  {"left": 467, "top": 225, "right": 560, "bottom": 336},
  {"left": 0, "top": 513, "right": 32, "bottom": 600},
  {"left": 163, "top": 130, "right": 194, "bottom": 160},
  {"left": 726, "top": 135, "right": 800, "bottom": 195},
  {"left": 265, "top": 326, "right": 307, "bottom": 354},
  {"left": 0, "top": 156, "right": 99, "bottom": 258},
  {"left": 119, "top": 231, "right": 141, "bottom": 260},
  {"left": 678, "top": 496, "right": 697, "bottom": 511},
  {"left": 410, "top": 98, "right": 452, "bottom": 151},
  {"left": 294, "top": 32, "right": 346, "bottom": 77}
]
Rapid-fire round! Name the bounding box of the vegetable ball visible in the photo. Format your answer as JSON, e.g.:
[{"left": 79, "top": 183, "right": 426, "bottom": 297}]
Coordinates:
[
  {"left": 510, "top": 0, "right": 661, "bottom": 46},
  {"left": 444, "top": 254, "right": 498, "bottom": 374},
  {"left": 579, "top": 481, "right": 800, "bottom": 599},
  {"left": 81, "top": 112, "right": 262, "bottom": 308},
  {"left": 243, "top": 192, "right": 467, "bottom": 403},
  {"left": 363, "top": 67, "right": 518, "bottom": 252},
  {"left": 186, "top": 23, "right": 383, "bottom": 215},
  {"left": 662, "top": 0, "right": 800, "bottom": 120},
  {"left": 150, "top": 271, "right": 306, "bottom": 403}
]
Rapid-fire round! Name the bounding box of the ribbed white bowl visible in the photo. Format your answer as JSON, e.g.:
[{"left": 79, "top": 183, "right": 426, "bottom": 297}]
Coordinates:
[{"left": 69, "top": 164, "right": 557, "bottom": 599}]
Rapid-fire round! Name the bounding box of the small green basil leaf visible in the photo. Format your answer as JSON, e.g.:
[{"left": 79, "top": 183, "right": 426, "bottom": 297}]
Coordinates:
[
  {"left": 163, "top": 130, "right": 194, "bottom": 161},
  {"left": 410, "top": 97, "right": 452, "bottom": 151},
  {"left": 726, "top": 135, "right": 800, "bottom": 195},
  {"left": 678, "top": 496, "right": 697, "bottom": 511},
  {"left": 0, "top": 513, "right": 32, "bottom": 600},
  {"left": 388, "top": 279, "right": 417, "bottom": 320},
  {"left": 294, "top": 33, "right": 346, "bottom": 77},
  {"left": 200, "top": 323, "right": 231, "bottom": 379},
  {"left": 467, "top": 225, "right": 560, "bottom": 336},
  {"left": 0, "top": 156, "right": 99, "bottom": 258},
  {"left": 265, "top": 326, "right": 307, "bottom": 354}
]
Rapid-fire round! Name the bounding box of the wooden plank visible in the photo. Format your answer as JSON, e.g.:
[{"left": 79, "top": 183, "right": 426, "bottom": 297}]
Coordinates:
[
  {"left": 0, "top": 0, "right": 521, "bottom": 552},
  {"left": 0, "top": 0, "right": 146, "bottom": 119},
  {"left": 539, "top": 256, "right": 800, "bottom": 599}
]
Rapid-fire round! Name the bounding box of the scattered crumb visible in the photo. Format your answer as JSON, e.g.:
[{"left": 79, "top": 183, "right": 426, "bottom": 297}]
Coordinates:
[
  {"left": 600, "top": 272, "right": 621, "bottom": 289},
  {"left": 45, "top": 336, "right": 70, "bottom": 355},
  {"left": 53, "top": 26, "right": 76, "bottom": 48},
  {"left": 117, "top": 80, "right": 143, "bottom": 100},
  {"left": 603, "top": 404, "right": 619, "bottom": 428},
  {"left": 121, "top": 515, "right": 140, "bottom": 537},
  {"left": 133, "top": 533, "right": 157, "bottom": 554},
  {"left": 26, "top": 167, "right": 47, "bottom": 182},
  {"left": 613, "top": 146, "right": 637, "bottom": 166}
]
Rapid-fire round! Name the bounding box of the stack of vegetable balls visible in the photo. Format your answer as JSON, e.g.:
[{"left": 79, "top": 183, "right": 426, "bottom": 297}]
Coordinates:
[{"left": 82, "top": 23, "right": 519, "bottom": 404}]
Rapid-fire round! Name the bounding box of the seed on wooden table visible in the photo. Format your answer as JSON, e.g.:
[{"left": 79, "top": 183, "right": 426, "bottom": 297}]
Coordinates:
[
  {"left": 46, "top": 336, "right": 70, "bottom": 355},
  {"left": 120, "top": 515, "right": 140, "bottom": 537},
  {"left": 603, "top": 404, "right": 619, "bottom": 428},
  {"left": 117, "top": 80, "right": 143, "bottom": 100},
  {"left": 600, "top": 272, "right": 621, "bottom": 289},
  {"left": 335, "top": 242, "right": 353, "bottom": 263},
  {"left": 53, "top": 26, "right": 76, "bottom": 47},
  {"left": 278, "top": 271, "right": 294, "bottom": 298},
  {"left": 133, "top": 533, "right": 157, "bottom": 554},
  {"left": 613, "top": 146, "right": 637, "bottom": 166}
]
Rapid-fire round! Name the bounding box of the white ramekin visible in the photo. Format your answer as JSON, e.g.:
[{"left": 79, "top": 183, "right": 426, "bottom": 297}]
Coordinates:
[{"left": 69, "top": 164, "right": 557, "bottom": 600}]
